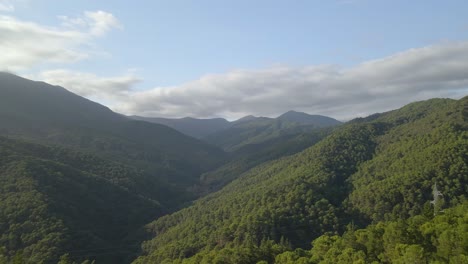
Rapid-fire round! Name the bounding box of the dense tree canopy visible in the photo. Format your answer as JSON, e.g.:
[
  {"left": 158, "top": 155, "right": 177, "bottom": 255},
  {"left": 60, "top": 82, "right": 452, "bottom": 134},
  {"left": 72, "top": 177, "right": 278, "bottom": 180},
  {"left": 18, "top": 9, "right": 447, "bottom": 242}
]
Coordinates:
[
  {"left": 274, "top": 202, "right": 467, "bottom": 264},
  {"left": 0, "top": 137, "right": 173, "bottom": 263},
  {"left": 134, "top": 97, "right": 468, "bottom": 264}
]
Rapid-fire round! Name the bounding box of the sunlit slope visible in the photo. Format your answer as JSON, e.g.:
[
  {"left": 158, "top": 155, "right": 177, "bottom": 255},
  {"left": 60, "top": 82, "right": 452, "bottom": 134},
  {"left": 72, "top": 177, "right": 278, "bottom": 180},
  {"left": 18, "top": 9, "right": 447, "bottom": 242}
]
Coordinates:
[{"left": 134, "top": 97, "right": 467, "bottom": 263}]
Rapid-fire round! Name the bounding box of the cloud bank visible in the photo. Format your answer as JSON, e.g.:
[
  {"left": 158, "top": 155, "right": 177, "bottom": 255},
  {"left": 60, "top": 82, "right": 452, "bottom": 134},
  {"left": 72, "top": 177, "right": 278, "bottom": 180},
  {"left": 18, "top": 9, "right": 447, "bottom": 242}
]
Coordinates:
[
  {"left": 112, "top": 41, "right": 467, "bottom": 120},
  {"left": 1, "top": 4, "right": 466, "bottom": 121},
  {"left": 0, "top": 10, "right": 120, "bottom": 71},
  {"left": 36, "top": 41, "right": 468, "bottom": 120}
]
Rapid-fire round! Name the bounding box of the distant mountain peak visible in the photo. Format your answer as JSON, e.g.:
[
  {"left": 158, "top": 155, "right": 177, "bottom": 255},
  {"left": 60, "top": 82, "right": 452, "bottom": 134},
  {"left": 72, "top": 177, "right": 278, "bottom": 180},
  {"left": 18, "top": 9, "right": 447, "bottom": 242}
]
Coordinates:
[
  {"left": 277, "top": 111, "right": 341, "bottom": 126},
  {"left": 279, "top": 110, "right": 309, "bottom": 117},
  {"left": 283, "top": 110, "right": 301, "bottom": 114},
  {"left": 234, "top": 115, "right": 258, "bottom": 123}
]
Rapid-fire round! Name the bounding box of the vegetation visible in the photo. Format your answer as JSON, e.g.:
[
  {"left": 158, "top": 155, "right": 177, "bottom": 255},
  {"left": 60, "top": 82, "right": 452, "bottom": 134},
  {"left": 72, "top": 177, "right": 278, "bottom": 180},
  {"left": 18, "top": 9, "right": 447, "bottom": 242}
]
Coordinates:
[
  {"left": 0, "top": 73, "right": 226, "bottom": 263},
  {"left": 134, "top": 97, "right": 467, "bottom": 263},
  {"left": 195, "top": 127, "right": 334, "bottom": 195},
  {"left": 0, "top": 136, "right": 172, "bottom": 263},
  {"left": 274, "top": 202, "right": 467, "bottom": 264},
  {"left": 1, "top": 73, "right": 466, "bottom": 263},
  {"left": 130, "top": 116, "right": 231, "bottom": 139},
  {"left": 131, "top": 111, "right": 340, "bottom": 142},
  {"left": 203, "top": 116, "right": 339, "bottom": 152},
  {"left": 0, "top": 72, "right": 227, "bottom": 190}
]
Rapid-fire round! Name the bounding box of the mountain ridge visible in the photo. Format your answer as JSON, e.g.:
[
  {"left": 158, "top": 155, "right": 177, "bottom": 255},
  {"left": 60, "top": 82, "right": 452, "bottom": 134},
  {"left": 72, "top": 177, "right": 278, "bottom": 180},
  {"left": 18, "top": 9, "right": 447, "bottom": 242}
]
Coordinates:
[
  {"left": 131, "top": 111, "right": 341, "bottom": 139},
  {"left": 0, "top": 72, "right": 227, "bottom": 183},
  {"left": 277, "top": 110, "right": 342, "bottom": 126},
  {"left": 130, "top": 115, "right": 231, "bottom": 139},
  {"left": 0, "top": 72, "right": 228, "bottom": 263}
]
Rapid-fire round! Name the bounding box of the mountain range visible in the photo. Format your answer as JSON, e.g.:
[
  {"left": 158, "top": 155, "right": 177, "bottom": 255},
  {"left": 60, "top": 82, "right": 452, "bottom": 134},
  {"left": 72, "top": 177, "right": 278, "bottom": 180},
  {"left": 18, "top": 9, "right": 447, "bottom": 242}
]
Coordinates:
[
  {"left": 0, "top": 72, "right": 466, "bottom": 264},
  {"left": 135, "top": 96, "right": 468, "bottom": 264},
  {"left": 131, "top": 110, "right": 341, "bottom": 140},
  {"left": 0, "top": 72, "right": 225, "bottom": 263},
  {"left": 130, "top": 116, "right": 232, "bottom": 139}
]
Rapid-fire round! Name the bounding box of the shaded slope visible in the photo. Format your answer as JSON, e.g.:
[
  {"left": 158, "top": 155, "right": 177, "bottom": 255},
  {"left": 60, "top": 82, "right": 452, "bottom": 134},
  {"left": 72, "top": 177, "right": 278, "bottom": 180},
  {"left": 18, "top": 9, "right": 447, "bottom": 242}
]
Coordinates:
[
  {"left": 0, "top": 136, "right": 173, "bottom": 264},
  {"left": 131, "top": 116, "right": 231, "bottom": 139},
  {"left": 0, "top": 72, "right": 229, "bottom": 263},
  {"left": 0, "top": 72, "right": 226, "bottom": 188}
]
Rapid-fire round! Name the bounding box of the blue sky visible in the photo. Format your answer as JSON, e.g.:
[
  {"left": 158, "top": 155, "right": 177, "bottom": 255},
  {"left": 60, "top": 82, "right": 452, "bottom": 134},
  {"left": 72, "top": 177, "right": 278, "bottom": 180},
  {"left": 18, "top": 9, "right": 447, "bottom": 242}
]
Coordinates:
[{"left": 1, "top": 0, "right": 468, "bottom": 119}]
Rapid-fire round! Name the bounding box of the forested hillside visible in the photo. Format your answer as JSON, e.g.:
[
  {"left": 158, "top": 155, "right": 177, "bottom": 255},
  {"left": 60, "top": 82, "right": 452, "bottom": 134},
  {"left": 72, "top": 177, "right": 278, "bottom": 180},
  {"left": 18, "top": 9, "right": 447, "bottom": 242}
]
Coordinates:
[
  {"left": 273, "top": 202, "right": 467, "bottom": 263},
  {"left": 277, "top": 111, "right": 341, "bottom": 126},
  {"left": 0, "top": 73, "right": 228, "bottom": 263},
  {"left": 195, "top": 127, "right": 334, "bottom": 195},
  {"left": 1, "top": 72, "right": 466, "bottom": 264},
  {"left": 134, "top": 97, "right": 468, "bottom": 263},
  {"left": 130, "top": 116, "right": 231, "bottom": 139},
  {"left": 133, "top": 111, "right": 341, "bottom": 150},
  {"left": 0, "top": 137, "right": 171, "bottom": 263},
  {"left": 0, "top": 72, "right": 227, "bottom": 189},
  {"left": 203, "top": 115, "right": 340, "bottom": 152}
]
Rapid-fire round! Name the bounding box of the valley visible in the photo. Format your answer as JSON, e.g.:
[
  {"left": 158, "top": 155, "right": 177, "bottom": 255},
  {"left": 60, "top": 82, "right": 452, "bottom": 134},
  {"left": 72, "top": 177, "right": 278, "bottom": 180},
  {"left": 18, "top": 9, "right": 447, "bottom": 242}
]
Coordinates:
[{"left": 0, "top": 73, "right": 466, "bottom": 263}]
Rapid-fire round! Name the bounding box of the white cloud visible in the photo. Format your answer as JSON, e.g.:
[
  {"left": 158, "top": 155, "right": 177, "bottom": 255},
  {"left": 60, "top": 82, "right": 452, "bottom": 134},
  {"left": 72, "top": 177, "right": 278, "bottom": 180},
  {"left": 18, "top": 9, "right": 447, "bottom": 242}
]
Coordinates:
[
  {"left": 113, "top": 42, "right": 468, "bottom": 120},
  {"left": 59, "top": 10, "right": 121, "bottom": 36},
  {"left": 36, "top": 41, "right": 468, "bottom": 121},
  {"left": 0, "top": 10, "right": 120, "bottom": 71},
  {"left": 36, "top": 69, "right": 140, "bottom": 104}
]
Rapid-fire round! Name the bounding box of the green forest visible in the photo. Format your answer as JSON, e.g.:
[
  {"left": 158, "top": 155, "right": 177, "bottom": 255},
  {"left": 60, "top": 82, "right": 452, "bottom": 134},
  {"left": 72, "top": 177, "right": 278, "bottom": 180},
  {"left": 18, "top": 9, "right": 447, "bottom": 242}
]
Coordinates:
[
  {"left": 134, "top": 97, "right": 468, "bottom": 264},
  {"left": 0, "top": 73, "right": 467, "bottom": 263}
]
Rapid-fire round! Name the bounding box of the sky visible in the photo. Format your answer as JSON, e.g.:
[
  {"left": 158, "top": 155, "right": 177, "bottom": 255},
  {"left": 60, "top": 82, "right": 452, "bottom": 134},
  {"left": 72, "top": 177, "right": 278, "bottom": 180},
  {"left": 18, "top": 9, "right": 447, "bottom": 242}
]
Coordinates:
[{"left": 1, "top": 0, "right": 468, "bottom": 120}]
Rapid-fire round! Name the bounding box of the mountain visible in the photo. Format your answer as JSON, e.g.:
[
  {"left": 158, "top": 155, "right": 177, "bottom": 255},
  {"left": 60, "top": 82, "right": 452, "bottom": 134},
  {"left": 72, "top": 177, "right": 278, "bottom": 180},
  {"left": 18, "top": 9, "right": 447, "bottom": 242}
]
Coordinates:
[
  {"left": 134, "top": 97, "right": 468, "bottom": 263},
  {"left": 194, "top": 127, "right": 335, "bottom": 195},
  {"left": 0, "top": 72, "right": 228, "bottom": 263},
  {"left": 203, "top": 115, "right": 341, "bottom": 152},
  {"left": 131, "top": 113, "right": 341, "bottom": 151},
  {"left": 0, "top": 136, "right": 170, "bottom": 263},
  {"left": 0, "top": 72, "right": 226, "bottom": 188},
  {"left": 233, "top": 115, "right": 261, "bottom": 124},
  {"left": 2, "top": 71, "right": 466, "bottom": 263},
  {"left": 277, "top": 110, "right": 342, "bottom": 126},
  {"left": 130, "top": 116, "right": 231, "bottom": 139}
]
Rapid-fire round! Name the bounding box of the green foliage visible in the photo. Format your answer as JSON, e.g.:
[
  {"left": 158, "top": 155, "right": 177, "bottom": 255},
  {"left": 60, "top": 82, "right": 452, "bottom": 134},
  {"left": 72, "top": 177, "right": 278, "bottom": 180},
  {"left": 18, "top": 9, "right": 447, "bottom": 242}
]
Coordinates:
[
  {"left": 131, "top": 116, "right": 231, "bottom": 139},
  {"left": 278, "top": 202, "right": 467, "bottom": 264},
  {"left": 203, "top": 117, "right": 338, "bottom": 152},
  {"left": 195, "top": 127, "right": 334, "bottom": 195},
  {"left": 0, "top": 137, "right": 171, "bottom": 263},
  {"left": 0, "top": 72, "right": 227, "bottom": 190},
  {"left": 348, "top": 97, "right": 468, "bottom": 222},
  {"left": 135, "top": 97, "right": 468, "bottom": 263},
  {"left": 0, "top": 72, "right": 229, "bottom": 263},
  {"left": 135, "top": 122, "right": 381, "bottom": 263},
  {"left": 2, "top": 73, "right": 467, "bottom": 264}
]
